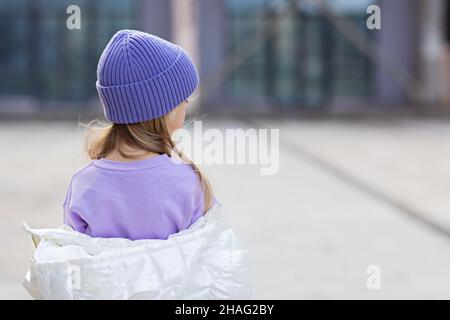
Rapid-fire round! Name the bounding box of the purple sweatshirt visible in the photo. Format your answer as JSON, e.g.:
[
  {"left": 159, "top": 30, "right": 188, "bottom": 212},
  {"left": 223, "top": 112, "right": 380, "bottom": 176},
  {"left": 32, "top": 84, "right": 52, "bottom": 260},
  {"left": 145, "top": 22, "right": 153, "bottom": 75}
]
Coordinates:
[{"left": 63, "top": 154, "right": 205, "bottom": 240}]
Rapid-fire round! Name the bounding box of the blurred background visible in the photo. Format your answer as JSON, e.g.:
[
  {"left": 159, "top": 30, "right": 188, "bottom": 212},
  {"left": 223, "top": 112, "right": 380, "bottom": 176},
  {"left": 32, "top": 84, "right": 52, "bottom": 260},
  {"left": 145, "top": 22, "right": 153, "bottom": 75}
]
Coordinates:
[{"left": 1, "top": 0, "right": 450, "bottom": 299}]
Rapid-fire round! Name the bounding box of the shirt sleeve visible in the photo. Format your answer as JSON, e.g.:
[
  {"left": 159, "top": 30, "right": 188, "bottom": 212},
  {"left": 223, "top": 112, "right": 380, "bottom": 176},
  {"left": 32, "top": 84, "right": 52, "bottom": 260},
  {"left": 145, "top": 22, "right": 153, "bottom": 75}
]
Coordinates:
[
  {"left": 186, "top": 181, "right": 212, "bottom": 229},
  {"left": 190, "top": 196, "right": 205, "bottom": 225},
  {"left": 62, "top": 179, "right": 88, "bottom": 233}
]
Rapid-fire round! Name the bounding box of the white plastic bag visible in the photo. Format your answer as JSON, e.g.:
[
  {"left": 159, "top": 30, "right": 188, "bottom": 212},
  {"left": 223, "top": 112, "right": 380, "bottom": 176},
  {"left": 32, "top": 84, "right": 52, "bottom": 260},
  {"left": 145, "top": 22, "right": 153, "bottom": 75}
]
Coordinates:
[{"left": 22, "top": 204, "right": 255, "bottom": 300}]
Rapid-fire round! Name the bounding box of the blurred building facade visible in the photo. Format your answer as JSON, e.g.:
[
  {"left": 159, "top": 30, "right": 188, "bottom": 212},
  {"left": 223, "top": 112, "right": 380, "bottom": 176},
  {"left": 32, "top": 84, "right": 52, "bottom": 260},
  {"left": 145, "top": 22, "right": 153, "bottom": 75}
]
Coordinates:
[{"left": 0, "top": 0, "right": 449, "bottom": 116}]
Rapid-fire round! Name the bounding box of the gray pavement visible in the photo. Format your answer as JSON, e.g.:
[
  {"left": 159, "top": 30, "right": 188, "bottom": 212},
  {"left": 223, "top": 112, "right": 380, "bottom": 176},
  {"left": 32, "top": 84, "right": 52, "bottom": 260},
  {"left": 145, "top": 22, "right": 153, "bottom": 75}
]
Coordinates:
[{"left": 1, "top": 118, "right": 450, "bottom": 299}]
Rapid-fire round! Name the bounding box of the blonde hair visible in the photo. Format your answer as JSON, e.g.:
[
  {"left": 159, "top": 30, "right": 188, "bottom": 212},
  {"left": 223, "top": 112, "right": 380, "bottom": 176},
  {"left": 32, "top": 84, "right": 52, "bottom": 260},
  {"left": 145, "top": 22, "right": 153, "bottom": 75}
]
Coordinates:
[{"left": 84, "top": 107, "right": 213, "bottom": 214}]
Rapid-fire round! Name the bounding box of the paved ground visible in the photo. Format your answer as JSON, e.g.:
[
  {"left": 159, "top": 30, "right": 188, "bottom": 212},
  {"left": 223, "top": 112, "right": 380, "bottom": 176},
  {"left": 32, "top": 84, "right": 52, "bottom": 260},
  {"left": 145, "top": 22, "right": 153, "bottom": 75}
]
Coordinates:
[{"left": 1, "top": 117, "right": 450, "bottom": 299}]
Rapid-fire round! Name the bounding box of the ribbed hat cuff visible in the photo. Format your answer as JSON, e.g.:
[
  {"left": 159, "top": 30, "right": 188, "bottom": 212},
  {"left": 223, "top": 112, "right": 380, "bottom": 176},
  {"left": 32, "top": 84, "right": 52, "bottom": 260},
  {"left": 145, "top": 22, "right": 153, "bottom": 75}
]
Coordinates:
[{"left": 96, "top": 48, "right": 199, "bottom": 124}]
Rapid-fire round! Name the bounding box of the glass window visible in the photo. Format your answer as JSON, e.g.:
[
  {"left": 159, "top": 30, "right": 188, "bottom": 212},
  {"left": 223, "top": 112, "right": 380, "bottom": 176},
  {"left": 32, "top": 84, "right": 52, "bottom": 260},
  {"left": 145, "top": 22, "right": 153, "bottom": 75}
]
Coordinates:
[
  {"left": 226, "top": 0, "right": 377, "bottom": 108},
  {"left": 0, "top": 0, "right": 137, "bottom": 106}
]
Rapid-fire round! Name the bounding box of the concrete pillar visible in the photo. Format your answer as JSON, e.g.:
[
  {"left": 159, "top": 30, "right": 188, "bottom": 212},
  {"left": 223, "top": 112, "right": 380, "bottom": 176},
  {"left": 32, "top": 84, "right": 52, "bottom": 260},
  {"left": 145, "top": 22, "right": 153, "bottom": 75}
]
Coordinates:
[
  {"left": 442, "top": 1, "right": 450, "bottom": 109},
  {"left": 170, "top": 0, "right": 200, "bottom": 111},
  {"left": 138, "top": 0, "right": 172, "bottom": 40},
  {"left": 419, "top": 0, "right": 447, "bottom": 106},
  {"left": 170, "top": 0, "right": 200, "bottom": 63},
  {"left": 198, "top": 0, "right": 227, "bottom": 109},
  {"left": 375, "top": 0, "right": 420, "bottom": 105}
]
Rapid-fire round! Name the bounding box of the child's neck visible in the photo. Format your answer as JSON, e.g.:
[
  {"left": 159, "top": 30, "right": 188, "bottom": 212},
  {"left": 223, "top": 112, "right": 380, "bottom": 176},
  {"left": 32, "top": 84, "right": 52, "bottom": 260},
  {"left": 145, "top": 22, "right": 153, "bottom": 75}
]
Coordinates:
[{"left": 105, "top": 147, "right": 158, "bottom": 162}]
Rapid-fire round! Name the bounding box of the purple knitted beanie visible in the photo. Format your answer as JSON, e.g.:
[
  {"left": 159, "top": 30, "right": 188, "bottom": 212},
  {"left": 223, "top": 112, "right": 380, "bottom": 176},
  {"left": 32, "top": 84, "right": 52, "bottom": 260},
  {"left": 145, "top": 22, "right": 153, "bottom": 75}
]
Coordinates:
[{"left": 96, "top": 30, "right": 199, "bottom": 124}]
